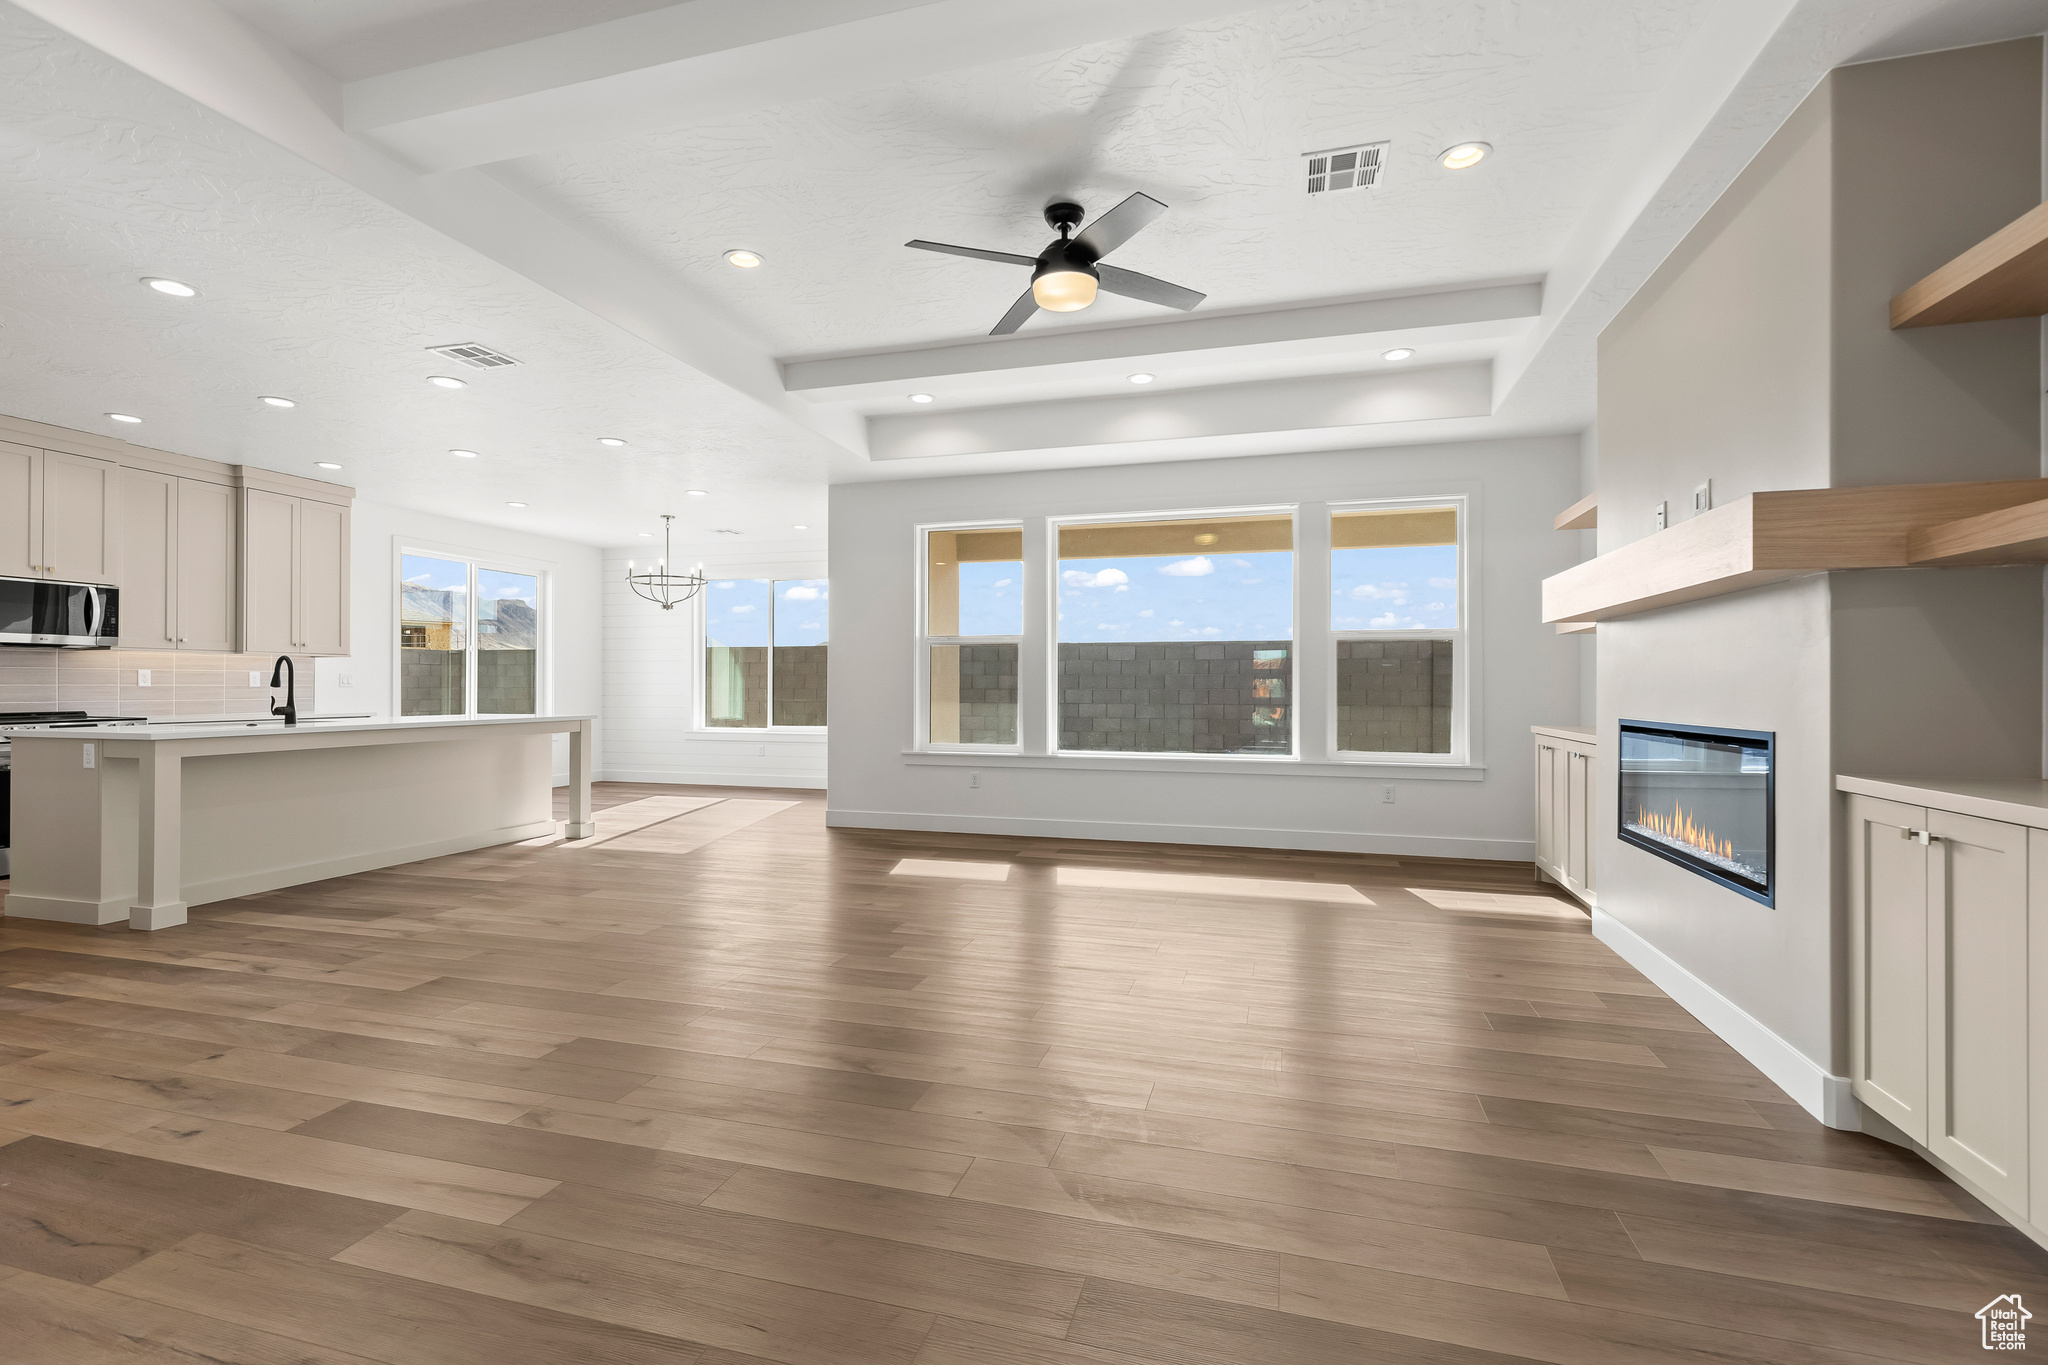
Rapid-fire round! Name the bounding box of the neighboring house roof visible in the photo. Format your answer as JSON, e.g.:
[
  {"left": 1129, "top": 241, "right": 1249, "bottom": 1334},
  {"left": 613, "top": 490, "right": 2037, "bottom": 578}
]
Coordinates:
[{"left": 400, "top": 586, "right": 537, "bottom": 650}]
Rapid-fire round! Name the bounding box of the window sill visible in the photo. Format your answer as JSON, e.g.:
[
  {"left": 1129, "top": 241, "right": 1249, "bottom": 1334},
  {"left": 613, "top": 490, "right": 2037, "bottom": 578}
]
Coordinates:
[
  {"left": 690, "top": 729, "right": 827, "bottom": 743},
  {"left": 900, "top": 750, "right": 1485, "bottom": 780}
]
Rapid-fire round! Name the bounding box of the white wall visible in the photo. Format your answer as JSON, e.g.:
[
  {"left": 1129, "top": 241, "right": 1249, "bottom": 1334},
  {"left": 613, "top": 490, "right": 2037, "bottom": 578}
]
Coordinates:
[
  {"left": 827, "top": 435, "right": 1583, "bottom": 858},
  {"left": 315, "top": 498, "right": 604, "bottom": 782},
  {"left": 601, "top": 541, "right": 827, "bottom": 789}
]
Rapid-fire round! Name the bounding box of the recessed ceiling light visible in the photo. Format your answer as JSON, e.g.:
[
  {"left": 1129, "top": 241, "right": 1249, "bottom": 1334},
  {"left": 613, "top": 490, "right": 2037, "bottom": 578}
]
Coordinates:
[
  {"left": 450, "top": 449, "right": 478, "bottom": 458},
  {"left": 428, "top": 375, "right": 466, "bottom": 390},
  {"left": 259, "top": 395, "right": 296, "bottom": 408},
  {"left": 506, "top": 501, "right": 528, "bottom": 508},
  {"left": 107, "top": 413, "right": 141, "bottom": 423},
  {"left": 1382, "top": 347, "right": 1415, "bottom": 361},
  {"left": 685, "top": 489, "right": 708, "bottom": 497},
  {"left": 315, "top": 461, "right": 342, "bottom": 470},
  {"left": 1439, "top": 142, "right": 1490, "bottom": 170},
  {"left": 598, "top": 437, "right": 627, "bottom": 447},
  {"left": 638, "top": 532, "right": 654, "bottom": 537},
  {"left": 793, "top": 524, "right": 809, "bottom": 530},
  {"left": 1127, "top": 373, "right": 1155, "bottom": 385},
  {"left": 141, "top": 277, "right": 196, "bottom": 297},
  {"left": 908, "top": 393, "right": 934, "bottom": 403},
  {"left": 724, "top": 249, "right": 764, "bottom": 268}
]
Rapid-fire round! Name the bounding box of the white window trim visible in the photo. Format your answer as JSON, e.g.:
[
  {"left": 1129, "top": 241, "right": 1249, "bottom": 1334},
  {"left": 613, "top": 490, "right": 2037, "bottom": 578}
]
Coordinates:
[
  {"left": 392, "top": 537, "right": 551, "bottom": 721},
  {"left": 914, "top": 518, "right": 1026, "bottom": 754},
  {"left": 1325, "top": 493, "right": 1477, "bottom": 768},
  {"left": 694, "top": 575, "right": 829, "bottom": 735}
]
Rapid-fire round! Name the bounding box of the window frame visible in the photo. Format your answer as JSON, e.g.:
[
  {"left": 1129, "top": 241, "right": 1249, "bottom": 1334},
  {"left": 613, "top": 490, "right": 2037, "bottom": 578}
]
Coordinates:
[
  {"left": 1325, "top": 494, "right": 1472, "bottom": 767},
  {"left": 915, "top": 519, "right": 1024, "bottom": 753},
  {"left": 693, "top": 575, "right": 830, "bottom": 735},
  {"left": 392, "top": 540, "right": 549, "bottom": 721}
]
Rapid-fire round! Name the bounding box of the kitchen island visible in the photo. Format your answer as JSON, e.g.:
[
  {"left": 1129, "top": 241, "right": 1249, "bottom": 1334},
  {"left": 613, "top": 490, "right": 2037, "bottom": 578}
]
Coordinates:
[{"left": 3, "top": 715, "right": 594, "bottom": 930}]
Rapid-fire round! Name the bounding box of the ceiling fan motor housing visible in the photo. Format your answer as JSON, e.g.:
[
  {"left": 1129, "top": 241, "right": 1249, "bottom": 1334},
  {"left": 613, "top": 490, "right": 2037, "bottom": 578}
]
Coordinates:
[{"left": 1034, "top": 202, "right": 1099, "bottom": 301}]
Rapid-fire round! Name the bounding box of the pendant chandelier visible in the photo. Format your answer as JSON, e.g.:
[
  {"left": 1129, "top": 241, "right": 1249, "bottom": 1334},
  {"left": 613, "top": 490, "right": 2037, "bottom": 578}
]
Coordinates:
[{"left": 626, "top": 515, "right": 708, "bottom": 610}]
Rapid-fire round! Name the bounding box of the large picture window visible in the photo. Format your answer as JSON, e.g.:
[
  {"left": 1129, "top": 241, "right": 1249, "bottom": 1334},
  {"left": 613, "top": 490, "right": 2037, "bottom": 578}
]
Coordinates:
[
  {"left": 923, "top": 527, "right": 1021, "bottom": 747},
  {"left": 1056, "top": 513, "right": 1293, "bottom": 755},
  {"left": 704, "top": 578, "right": 829, "bottom": 729},
  {"left": 399, "top": 552, "right": 540, "bottom": 717},
  {"left": 1331, "top": 502, "right": 1461, "bottom": 756}
]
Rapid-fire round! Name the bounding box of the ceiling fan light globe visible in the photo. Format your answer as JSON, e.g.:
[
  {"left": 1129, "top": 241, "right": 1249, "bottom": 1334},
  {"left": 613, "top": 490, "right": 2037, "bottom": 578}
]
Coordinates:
[{"left": 1032, "top": 269, "right": 1098, "bottom": 312}]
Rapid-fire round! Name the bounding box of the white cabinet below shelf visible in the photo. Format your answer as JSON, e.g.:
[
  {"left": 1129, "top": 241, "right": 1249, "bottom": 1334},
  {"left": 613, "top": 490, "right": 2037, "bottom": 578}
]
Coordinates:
[{"left": 1533, "top": 725, "right": 1596, "bottom": 907}]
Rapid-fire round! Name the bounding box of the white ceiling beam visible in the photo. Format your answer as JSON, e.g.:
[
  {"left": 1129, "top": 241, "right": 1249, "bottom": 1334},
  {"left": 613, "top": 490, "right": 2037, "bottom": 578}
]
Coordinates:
[
  {"left": 12, "top": 0, "right": 862, "bottom": 455},
  {"left": 342, "top": 0, "right": 1296, "bottom": 172},
  {"left": 868, "top": 363, "right": 1493, "bottom": 461},
  {"left": 783, "top": 282, "right": 1541, "bottom": 398}
]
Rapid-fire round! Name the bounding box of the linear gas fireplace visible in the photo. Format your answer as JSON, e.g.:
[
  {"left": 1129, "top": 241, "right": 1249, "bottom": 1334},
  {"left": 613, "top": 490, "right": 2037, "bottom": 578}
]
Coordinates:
[{"left": 1618, "top": 720, "right": 1775, "bottom": 906}]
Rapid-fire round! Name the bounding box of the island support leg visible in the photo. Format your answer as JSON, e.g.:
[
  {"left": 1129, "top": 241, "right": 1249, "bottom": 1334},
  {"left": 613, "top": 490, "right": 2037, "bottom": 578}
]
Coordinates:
[
  {"left": 132, "top": 746, "right": 188, "bottom": 930},
  {"left": 566, "top": 720, "right": 596, "bottom": 839}
]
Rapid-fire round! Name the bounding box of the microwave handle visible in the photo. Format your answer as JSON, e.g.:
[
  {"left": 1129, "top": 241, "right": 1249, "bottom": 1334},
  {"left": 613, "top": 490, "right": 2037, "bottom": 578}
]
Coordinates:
[{"left": 84, "top": 584, "right": 101, "bottom": 639}]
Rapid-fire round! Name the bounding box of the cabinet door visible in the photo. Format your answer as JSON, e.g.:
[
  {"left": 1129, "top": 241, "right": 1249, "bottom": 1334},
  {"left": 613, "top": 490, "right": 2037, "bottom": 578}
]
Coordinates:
[
  {"left": 116, "top": 468, "right": 175, "bottom": 649},
  {"left": 241, "top": 489, "right": 297, "bottom": 655},
  {"left": 297, "top": 498, "right": 348, "bottom": 655},
  {"left": 42, "top": 450, "right": 116, "bottom": 584},
  {"left": 175, "top": 479, "right": 236, "bottom": 652},
  {"left": 2029, "top": 828, "right": 2048, "bottom": 1223},
  {"left": 1928, "top": 808, "right": 2028, "bottom": 1213},
  {"left": 0, "top": 440, "right": 40, "bottom": 577},
  {"left": 1846, "top": 794, "right": 1930, "bottom": 1141},
  {"left": 1534, "top": 743, "right": 1557, "bottom": 877},
  {"left": 1565, "top": 748, "right": 1591, "bottom": 894}
]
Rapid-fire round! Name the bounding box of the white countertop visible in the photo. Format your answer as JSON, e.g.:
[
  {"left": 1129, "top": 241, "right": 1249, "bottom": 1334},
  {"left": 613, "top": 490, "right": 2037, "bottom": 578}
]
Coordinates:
[
  {"left": 0, "top": 714, "right": 594, "bottom": 743},
  {"left": 1532, "top": 723, "right": 1598, "bottom": 743},
  {"left": 1837, "top": 774, "right": 2048, "bottom": 830}
]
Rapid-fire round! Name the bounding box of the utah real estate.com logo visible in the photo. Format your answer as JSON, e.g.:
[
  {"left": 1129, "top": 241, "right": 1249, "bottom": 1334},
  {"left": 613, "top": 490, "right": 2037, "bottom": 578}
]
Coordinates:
[{"left": 1980, "top": 1294, "right": 2032, "bottom": 1350}]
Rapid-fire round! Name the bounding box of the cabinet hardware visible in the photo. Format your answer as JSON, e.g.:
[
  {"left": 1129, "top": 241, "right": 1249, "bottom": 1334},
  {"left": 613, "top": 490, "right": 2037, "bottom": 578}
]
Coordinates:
[{"left": 1902, "top": 828, "right": 1941, "bottom": 844}]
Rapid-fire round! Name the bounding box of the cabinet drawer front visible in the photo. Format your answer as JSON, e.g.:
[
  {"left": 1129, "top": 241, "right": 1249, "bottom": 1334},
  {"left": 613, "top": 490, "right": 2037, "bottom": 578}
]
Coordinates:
[
  {"left": 1846, "top": 794, "right": 1930, "bottom": 1141},
  {"left": 1929, "top": 808, "right": 2028, "bottom": 1212}
]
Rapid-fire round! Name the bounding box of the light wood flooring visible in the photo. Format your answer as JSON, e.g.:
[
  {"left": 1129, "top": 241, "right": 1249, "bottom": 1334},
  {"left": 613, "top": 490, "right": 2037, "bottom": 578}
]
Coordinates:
[{"left": 0, "top": 781, "right": 2041, "bottom": 1364}]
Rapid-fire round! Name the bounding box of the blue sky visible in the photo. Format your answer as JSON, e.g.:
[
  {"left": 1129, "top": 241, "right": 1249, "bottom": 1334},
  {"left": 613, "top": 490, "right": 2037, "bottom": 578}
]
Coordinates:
[
  {"left": 707, "top": 578, "right": 829, "bottom": 647},
  {"left": 1057, "top": 551, "right": 1294, "bottom": 643},
  {"left": 401, "top": 553, "right": 466, "bottom": 596},
  {"left": 1331, "top": 545, "right": 1458, "bottom": 630},
  {"left": 957, "top": 561, "right": 1023, "bottom": 636}
]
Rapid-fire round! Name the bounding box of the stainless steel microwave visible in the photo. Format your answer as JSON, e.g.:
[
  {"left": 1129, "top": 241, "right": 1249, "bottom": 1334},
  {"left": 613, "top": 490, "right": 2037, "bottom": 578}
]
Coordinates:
[{"left": 0, "top": 576, "right": 119, "bottom": 648}]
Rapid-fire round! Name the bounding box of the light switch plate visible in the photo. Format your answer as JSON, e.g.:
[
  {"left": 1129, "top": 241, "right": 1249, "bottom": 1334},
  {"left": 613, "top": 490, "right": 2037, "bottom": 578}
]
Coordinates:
[
  {"left": 1382, "top": 784, "right": 1396, "bottom": 804},
  {"left": 1693, "top": 479, "right": 1712, "bottom": 514},
  {"left": 1652, "top": 500, "right": 1668, "bottom": 531},
  {"left": 136, "top": 669, "right": 151, "bottom": 687},
  {"left": 82, "top": 742, "right": 94, "bottom": 770},
  {"left": 249, "top": 671, "right": 263, "bottom": 687},
  {"left": 338, "top": 673, "right": 352, "bottom": 688}
]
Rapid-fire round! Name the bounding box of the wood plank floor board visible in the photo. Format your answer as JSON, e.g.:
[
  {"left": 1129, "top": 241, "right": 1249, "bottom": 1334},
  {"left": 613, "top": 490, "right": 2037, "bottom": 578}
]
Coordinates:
[{"left": 2, "top": 782, "right": 2039, "bottom": 1363}]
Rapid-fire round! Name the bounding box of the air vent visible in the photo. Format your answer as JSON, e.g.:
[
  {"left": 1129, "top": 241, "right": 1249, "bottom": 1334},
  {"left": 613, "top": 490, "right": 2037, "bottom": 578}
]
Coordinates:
[
  {"left": 426, "top": 342, "right": 520, "bottom": 369},
  {"left": 1304, "top": 142, "right": 1387, "bottom": 196},
  {"left": 712, "top": 528, "right": 743, "bottom": 535}
]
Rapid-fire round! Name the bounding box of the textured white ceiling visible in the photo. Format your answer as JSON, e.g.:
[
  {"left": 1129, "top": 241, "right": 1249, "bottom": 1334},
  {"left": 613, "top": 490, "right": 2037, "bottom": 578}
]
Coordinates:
[
  {"left": 218, "top": 0, "right": 682, "bottom": 81},
  {"left": 511, "top": 0, "right": 1715, "bottom": 356},
  {"left": 0, "top": 8, "right": 835, "bottom": 549}
]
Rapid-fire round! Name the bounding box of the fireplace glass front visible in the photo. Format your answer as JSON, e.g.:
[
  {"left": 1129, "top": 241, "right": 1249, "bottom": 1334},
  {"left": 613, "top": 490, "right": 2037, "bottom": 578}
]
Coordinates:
[{"left": 1617, "top": 720, "right": 1774, "bottom": 906}]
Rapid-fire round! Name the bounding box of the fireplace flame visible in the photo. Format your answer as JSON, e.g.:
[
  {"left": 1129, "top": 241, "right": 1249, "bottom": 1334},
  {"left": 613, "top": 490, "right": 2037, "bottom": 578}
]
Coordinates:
[{"left": 1636, "top": 803, "right": 1733, "bottom": 861}]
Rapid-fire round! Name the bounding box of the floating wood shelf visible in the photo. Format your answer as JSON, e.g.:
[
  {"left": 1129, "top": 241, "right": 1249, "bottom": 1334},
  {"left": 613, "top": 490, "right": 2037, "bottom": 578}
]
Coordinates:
[
  {"left": 1554, "top": 492, "right": 1597, "bottom": 531},
  {"left": 1555, "top": 621, "right": 1596, "bottom": 635},
  {"left": 1890, "top": 199, "right": 2048, "bottom": 328},
  {"left": 1542, "top": 477, "right": 2048, "bottom": 624},
  {"left": 1908, "top": 496, "right": 2048, "bottom": 566}
]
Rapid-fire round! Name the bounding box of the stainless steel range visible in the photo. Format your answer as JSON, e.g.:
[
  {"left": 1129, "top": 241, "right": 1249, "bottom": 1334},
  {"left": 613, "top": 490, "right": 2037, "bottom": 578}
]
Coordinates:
[{"left": 0, "top": 710, "right": 148, "bottom": 877}]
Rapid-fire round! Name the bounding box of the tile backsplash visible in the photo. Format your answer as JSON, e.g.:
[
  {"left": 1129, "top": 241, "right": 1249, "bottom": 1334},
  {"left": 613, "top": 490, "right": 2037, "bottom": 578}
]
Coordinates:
[{"left": 0, "top": 649, "right": 318, "bottom": 719}]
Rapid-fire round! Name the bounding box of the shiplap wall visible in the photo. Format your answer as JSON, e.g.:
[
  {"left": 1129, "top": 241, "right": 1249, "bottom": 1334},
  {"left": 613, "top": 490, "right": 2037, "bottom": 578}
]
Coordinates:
[{"left": 601, "top": 544, "right": 826, "bottom": 789}]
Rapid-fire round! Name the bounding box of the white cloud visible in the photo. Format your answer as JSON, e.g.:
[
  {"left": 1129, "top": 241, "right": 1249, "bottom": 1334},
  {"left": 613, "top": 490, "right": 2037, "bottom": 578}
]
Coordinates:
[
  {"left": 1427, "top": 577, "right": 1457, "bottom": 589},
  {"left": 1138, "top": 609, "right": 1154, "bottom": 617},
  {"left": 992, "top": 578, "right": 1012, "bottom": 588},
  {"left": 730, "top": 604, "right": 755, "bottom": 614},
  {"left": 799, "top": 621, "right": 821, "bottom": 630},
  {"left": 1241, "top": 578, "right": 1263, "bottom": 585},
  {"left": 1201, "top": 626, "right": 1221, "bottom": 635},
  {"left": 1369, "top": 612, "right": 1410, "bottom": 628},
  {"left": 782, "top": 585, "right": 820, "bottom": 601},
  {"left": 1160, "top": 556, "right": 1213, "bottom": 577},
  {"left": 1350, "top": 583, "right": 1408, "bottom": 603},
  {"left": 1230, "top": 558, "right": 1252, "bottom": 568},
  {"left": 1062, "top": 567, "right": 1129, "bottom": 589},
  {"left": 1427, "top": 602, "right": 1446, "bottom": 612},
  {"left": 1096, "top": 623, "right": 1126, "bottom": 631},
  {"left": 714, "top": 581, "right": 735, "bottom": 590},
  {"left": 1168, "top": 619, "right": 1184, "bottom": 626}
]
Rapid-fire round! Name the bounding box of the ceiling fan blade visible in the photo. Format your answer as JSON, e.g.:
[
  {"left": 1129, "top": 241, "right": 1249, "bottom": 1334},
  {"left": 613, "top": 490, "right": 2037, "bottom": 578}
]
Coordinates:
[
  {"left": 906, "top": 239, "right": 1036, "bottom": 267},
  {"left": 1073, "top": 192, "right": 1167, "bottom": 259},
  {"left": 1095, "top": 263, "right": 1205, "bottom": 311},
  {"left": 991, "top": 287, "right": 1039, "bottom": 335}
]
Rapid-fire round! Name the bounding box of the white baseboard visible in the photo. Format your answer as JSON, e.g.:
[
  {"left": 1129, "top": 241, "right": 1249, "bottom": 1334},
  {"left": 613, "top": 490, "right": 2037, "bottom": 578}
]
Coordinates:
[
  {"left": 825, "top": 807, "right": 1533, "bottom": 861},
  {"left": 1592, "top": 907, "right": 1860, "bottom": 1130},
  {"left": 601, "top": 766, "right": 826, "bottom": 791},
  {"left": 2, "top": 892, "right": 132, "bottom": 926}
]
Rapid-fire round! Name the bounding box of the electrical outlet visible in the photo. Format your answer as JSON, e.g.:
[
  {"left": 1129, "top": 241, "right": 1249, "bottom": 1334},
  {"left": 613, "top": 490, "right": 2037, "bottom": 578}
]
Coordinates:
[
  {"left": 1692, "top": 479, "right": 1712, "bottom": 515},
  {"left": 338, "top": 673, "right": 352, "bottom": 688},
  {"left": 1381, "top": 784, "right": 1396, "bottom": 804},
  {"left": 1651, "top": 500, "right": 1668, "bottom": 531},
  {"left": 136, "top": 669, "right": 151, "bottom": 687},
  {"left": 82, "top": 742, "right": 95, "bottom": 770},
  {"left": 249, "top": 671, "right": 263, "bottom": 688},
  {"left": 969, "top": 771, "right": 981, "bottom": 790}
]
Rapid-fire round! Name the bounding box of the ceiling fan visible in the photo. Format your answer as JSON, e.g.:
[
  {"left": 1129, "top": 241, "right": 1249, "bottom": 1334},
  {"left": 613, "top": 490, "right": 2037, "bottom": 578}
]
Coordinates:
[{"left": 906, "top": 193, "right": 1206, "bottom": 335}]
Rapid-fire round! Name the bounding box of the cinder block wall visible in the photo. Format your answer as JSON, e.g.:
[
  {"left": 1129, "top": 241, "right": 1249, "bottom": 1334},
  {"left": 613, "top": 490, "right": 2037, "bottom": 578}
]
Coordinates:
[{"left": 1056, "top": 640, "right": 1292, "bottom": 753}]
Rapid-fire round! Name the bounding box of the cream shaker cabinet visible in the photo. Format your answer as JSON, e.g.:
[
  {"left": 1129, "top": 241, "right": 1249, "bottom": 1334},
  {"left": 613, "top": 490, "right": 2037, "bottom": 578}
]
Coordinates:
[
  {"left": 117, "top": 471, "right": 238, "bottom": 652},
  {"left": 1532, "top": 725, "right": 1596, "bottom": 906},
  {"left": 1843, "top": 779, "right": 2040, "bottom": 1225},
  {"left": 240, "top": 488, "right": 350, "bottom": 656},
  {"left": 1, "top": 438, "right": 118, "bottom": 584}
]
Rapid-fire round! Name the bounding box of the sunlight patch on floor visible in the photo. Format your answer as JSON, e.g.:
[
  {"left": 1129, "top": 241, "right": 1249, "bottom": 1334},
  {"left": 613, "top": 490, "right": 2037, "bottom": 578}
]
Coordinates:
[
  {"left": 890, "top": 858, "right": 1013, "bottom": 881},
  {"left": 1407, "top": 887, "right": 1589, "bottom": 918},
  {"left": 1055, "top": 866, "right": 1370, "bottom": 903}
]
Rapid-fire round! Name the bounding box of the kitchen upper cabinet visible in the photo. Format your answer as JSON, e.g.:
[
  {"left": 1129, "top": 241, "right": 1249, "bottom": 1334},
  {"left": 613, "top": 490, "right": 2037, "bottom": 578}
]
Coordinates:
[
  {"left": 0, "top": 440, "right": 117, "bottom": 584},
  {"left": 117, "top": 467, "right": 175, "bottom": 649},
  {"left": 175, "top": 479, "right": 235, "bottom": 652},
  {"left": 241, "top": 489, "right": 349, "bottom": 656},
  {"left": 117, "top": 471, "right": 238, "bottom": 652}
]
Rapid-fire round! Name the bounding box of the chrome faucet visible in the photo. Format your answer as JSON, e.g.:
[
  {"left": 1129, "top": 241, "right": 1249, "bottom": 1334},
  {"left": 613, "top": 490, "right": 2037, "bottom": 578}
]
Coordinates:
[{"left": 269, "top": 654, "right": 297, "bottom": 726}]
